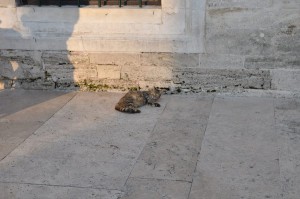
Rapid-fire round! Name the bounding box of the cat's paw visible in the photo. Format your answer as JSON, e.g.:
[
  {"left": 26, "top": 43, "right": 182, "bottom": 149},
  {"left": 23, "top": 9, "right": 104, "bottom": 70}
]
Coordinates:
[{"left": 154, "top": 103, "right": 160, "bottom": 107}]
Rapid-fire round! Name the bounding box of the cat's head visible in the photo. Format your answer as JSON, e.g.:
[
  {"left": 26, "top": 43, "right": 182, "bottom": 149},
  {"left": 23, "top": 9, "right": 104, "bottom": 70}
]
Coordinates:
[{"left": 149, "top": 87, "right": 164, "bottom": 98}]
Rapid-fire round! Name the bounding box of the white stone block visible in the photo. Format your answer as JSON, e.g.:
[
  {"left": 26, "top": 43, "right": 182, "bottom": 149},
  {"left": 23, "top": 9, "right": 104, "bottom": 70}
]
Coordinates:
[
  {"left": 207, "top": 7, "right": 300, "bottom": 30},
  {"left": 160, "top": 8, "right": 185, "bottom": 34},
  {"left": 0, "top": 8, "right": 17, "bottom": 29},
  {"left": 273, "top": 0, "right": 300, "bottom": 9},
  {"left": 0, "top": 0, "right": 16, "bottom": 7},
  {"left": 0, "top": 37, "right": 35, "bottom": 50},
  {"left": 34, "top": 37, "right": 84, "bottom": 51},
  {"left": 187, "top": 0, "right": 205, "bottom": 10},
  {"left": 207, "top": 0, "right": 272, "bottom": 9},
  {"left": 162, "top": 0, "right": 185, "bottom": 10},
  {"left": 199, "top": 53, "right": 245, "bottom": 69},
  {"left": 17, "top": 7, "right": 162, "bottom": 24},
  {"left": 121, "top": 65, "right": 172, "bottom": 81},
  {"left": 0, "top": 81, "right": 4, "bottom": 89},
  {"left": 271, "top": 69, "right": 300, "bottom": 91},
  {"left": 97, "top": 65, "right": 121, "bottom": 79},
  {"left": 89, "top": 53, "right": 140, "bottom": 66}
]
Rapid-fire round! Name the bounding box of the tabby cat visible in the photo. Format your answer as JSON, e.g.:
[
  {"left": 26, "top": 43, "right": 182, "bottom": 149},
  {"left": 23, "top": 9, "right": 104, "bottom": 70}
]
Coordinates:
[{"left": 115, "top": 88, "right": 162, "bottom": 113}]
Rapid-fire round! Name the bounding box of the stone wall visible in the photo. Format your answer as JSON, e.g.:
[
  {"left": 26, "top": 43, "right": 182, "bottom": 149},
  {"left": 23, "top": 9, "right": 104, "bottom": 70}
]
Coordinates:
[
  {"left": 0, "top": 0, "right": 299, "bottom": 92},
  {"left": 204, "top": 0, "right": 300, "bottom": 92}
]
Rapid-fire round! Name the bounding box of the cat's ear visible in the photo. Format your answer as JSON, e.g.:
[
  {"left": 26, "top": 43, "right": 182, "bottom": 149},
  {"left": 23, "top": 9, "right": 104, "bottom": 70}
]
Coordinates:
[
  {"left": 154, "top": 86, "right": 159, "bottom": 91},
  {"left": 153, "top": 87, "right": 163, "bottom": 94}
]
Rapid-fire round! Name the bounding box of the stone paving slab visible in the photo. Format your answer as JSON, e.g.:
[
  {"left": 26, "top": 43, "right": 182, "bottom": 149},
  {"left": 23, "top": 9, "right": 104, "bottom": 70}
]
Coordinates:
[
  {"left": 190, "top": 96, "right": 281, "bottom": 199},
  {"left": 275, "top": 98, "right": 300, "bottom": 199},
  {"left": 0, "top": 90, "right": 75, "bottom": 120},
  {"left": 0, "top": 182, "right": 123, "bottom": 199},
  {"left": 0, "top": 154, "right": 133, "bottom": 190},
  {"left": 0, "top": 90, "right": 75, "bottom": 160},
  {"left": 122, "top": 178, "right": 191, "bottom": 199},
  {"left": 130, "top": 96, "right": 213, "bottom": 182}
]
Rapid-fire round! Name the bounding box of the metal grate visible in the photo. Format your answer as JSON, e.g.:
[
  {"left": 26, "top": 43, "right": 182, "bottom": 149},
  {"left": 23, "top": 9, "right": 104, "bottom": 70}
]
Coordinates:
[{"left": 22, "top": 0, "right": 161, "bottom": 7}]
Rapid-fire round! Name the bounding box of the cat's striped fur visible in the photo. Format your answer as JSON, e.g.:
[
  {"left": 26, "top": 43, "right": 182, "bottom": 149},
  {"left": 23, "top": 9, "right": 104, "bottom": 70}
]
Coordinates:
[{"left": 115, "top": 88, "right": 162, "bottom": 113}]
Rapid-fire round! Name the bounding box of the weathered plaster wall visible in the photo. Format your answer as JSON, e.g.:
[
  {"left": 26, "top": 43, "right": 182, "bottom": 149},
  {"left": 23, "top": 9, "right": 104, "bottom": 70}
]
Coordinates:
[{"left": 0, "top": 0, "right": 299, "bottom": 92}]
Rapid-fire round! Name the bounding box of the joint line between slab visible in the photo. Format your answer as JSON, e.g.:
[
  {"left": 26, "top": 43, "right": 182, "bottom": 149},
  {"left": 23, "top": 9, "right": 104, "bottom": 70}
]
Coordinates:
[
  {"left": 187, "top": 95, "right": 215, "bottom": 199},
  {"left": 128, "top": 176, "right": 192, "bottom": 184},
  {"left": 123, "top": 99, "right": 170, "bottom": 187},
  {"left": 0, "top": 180, "right": 122, "bottom": 192},
  {"left": 272, "top": 97, "right": 283, "bottom": 199}
]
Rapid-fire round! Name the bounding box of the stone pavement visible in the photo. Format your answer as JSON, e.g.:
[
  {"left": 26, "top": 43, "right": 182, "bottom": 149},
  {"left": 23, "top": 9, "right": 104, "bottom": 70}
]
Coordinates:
[{"left": 0, "top": 89, "right": 299, "bottom": 199}]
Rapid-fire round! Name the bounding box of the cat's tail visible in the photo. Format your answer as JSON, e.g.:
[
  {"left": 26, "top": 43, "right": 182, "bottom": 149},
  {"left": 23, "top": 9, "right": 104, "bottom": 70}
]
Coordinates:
[{"left": 115, "top": 104, "right": 141, "bottom": 114}]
